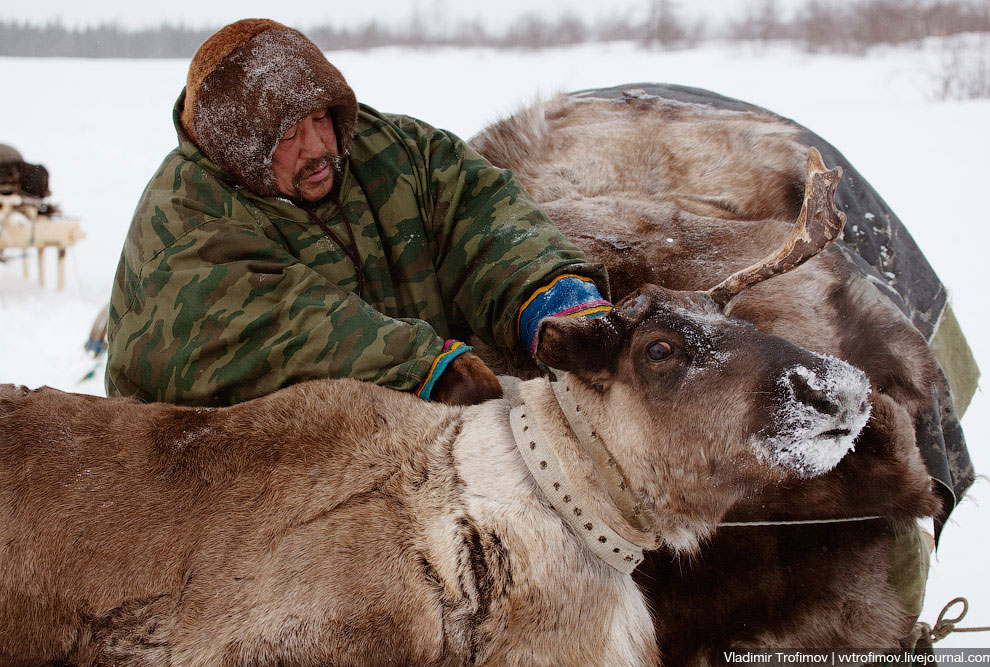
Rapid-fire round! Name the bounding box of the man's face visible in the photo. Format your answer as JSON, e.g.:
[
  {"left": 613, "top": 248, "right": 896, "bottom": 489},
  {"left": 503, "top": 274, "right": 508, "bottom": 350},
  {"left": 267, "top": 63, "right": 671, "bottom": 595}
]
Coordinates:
[{"left": 272, "top": 108, "right": 339, "bottom": 203}]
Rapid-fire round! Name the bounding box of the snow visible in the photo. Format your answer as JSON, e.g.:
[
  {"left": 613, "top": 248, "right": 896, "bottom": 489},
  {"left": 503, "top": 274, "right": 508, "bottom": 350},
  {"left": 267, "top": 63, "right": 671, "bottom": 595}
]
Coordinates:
[
  {"left": 755, "top": 357, "right": 870, "bottom": 478},
  {"left": 1, "top": 38, "right": 988, "bottom": 645},
  {"left": 662, "top": 300, "right": 736, "bottom": 377}
]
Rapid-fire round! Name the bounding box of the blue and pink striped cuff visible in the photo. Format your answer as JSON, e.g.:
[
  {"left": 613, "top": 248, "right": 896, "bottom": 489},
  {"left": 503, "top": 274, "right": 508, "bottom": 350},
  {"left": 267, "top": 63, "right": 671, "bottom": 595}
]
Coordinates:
[
  {"left": 517, "top": 275, "right": 612, "bottom": 358},
  {"left": 416, "top": 339, "right": 472, "bottom": 401}
]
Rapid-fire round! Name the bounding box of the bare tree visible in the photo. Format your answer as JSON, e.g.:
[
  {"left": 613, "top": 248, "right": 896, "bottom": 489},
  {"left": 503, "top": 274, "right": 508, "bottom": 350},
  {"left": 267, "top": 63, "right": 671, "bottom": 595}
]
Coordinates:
[
  {"left": 932, "top": 34, "right": 990, "bottom": 99},
  {"left": 645, "top": 0, "right": 689, "bottom": 49},
  {"left": 729, "top": 0, "right": 785, "bottom": 43}
]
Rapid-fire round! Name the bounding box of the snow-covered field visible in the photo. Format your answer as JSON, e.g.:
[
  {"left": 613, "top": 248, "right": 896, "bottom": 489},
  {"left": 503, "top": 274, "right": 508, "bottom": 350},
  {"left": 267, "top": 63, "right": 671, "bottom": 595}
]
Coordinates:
[{"left": 2, "top": 39, "right": 987, "bottom": 646}]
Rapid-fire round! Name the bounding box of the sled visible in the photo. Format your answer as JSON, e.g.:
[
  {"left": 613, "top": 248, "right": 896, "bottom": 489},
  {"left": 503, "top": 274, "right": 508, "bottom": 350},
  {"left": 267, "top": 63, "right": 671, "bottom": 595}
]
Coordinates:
[{"left": 0, "top": 193, "right": 84, "bottom": 290}]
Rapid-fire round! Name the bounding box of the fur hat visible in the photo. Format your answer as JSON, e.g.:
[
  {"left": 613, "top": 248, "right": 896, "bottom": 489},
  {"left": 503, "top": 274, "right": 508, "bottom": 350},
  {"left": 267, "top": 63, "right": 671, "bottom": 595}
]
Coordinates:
[{"left": 181, "top": 19, "right": 358, "bottom": 196}]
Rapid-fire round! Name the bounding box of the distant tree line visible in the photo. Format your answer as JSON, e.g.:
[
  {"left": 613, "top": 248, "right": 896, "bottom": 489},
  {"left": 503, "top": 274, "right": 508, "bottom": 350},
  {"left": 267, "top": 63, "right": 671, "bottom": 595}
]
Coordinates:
[
  {"left": 731, "top": 0, "right": 990, "bottom": 53},
  {"left": 0, "top": 22, "right": 215, "bottom": 58},
  {"left": 1, "top": 0, "right": 988, "bottom": 58}
]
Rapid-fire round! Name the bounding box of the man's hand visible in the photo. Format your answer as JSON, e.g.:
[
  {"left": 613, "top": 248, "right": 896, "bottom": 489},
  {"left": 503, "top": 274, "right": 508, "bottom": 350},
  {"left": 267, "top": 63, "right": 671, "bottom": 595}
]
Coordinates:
[{"left": 432, "top": 352, "right": 503, "bottom": 406}]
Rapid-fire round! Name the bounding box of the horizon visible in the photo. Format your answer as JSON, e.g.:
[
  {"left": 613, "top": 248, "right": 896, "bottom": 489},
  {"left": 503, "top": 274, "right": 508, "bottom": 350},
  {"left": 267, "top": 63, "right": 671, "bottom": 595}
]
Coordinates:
[{"left": 1, "top": 0, "right": 811, "bottom": 32}]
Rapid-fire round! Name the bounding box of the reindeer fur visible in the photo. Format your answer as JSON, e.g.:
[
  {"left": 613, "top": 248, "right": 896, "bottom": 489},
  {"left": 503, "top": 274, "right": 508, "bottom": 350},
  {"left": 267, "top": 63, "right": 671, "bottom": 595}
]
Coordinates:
[
  {"left": 470, "top": 92, "right": 941, "bottom": 658},
  {"left": 1, "top": 282, "right": 875, "bottom": 666}
]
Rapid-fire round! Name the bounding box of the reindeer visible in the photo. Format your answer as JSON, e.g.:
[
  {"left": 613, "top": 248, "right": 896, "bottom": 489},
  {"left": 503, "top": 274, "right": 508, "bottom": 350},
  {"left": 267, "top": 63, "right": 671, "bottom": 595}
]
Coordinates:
[
  {"left": 469, "top": 88, "right": 947, "bottom": 659},
  {"left": 0, "top": 154, "right": 878, "bottom": 665}
]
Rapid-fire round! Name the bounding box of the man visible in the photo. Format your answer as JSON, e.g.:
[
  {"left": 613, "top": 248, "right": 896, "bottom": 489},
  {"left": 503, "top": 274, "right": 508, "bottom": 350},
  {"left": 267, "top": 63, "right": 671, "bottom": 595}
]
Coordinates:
[{"left": 106, "top": 18, "right": 610, "bottom": 406}]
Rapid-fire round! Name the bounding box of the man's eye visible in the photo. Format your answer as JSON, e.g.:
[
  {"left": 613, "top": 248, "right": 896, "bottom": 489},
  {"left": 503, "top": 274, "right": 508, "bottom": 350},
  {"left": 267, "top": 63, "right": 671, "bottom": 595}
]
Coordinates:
[{"left": 280, "top": 132, "right": 296, "bottom": 142}]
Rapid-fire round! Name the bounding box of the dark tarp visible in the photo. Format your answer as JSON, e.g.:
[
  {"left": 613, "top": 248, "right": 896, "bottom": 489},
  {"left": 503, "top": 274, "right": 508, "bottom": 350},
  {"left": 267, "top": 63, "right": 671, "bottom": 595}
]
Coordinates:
[{"left": 572, "top": 83, "right": 976, "bottom": 531}]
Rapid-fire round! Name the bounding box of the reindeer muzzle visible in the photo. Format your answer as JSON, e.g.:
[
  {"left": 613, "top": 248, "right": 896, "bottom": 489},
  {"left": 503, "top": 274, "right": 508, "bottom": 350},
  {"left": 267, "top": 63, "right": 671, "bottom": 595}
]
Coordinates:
[{"left": 756, "top": 353, "right": 871, "bottom": 477}]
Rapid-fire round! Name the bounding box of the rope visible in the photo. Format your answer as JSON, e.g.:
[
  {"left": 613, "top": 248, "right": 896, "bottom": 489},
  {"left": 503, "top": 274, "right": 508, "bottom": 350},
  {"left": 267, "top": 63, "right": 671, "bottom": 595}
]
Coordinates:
[
  {"left": 717, "top": 515, "right": 883, "bottom": 527},
  {"left": 307, "top": 199, "right": 365, "bottom": 298},
  {"left": 926, "top": 597, "right": 990, "bottom": 643}
]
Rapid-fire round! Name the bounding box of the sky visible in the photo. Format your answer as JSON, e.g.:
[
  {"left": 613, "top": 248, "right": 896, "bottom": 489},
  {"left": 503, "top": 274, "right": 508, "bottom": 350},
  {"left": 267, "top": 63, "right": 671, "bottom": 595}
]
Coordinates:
[{"left": 1, "top": 0, "right": 811, "bottom": 33}]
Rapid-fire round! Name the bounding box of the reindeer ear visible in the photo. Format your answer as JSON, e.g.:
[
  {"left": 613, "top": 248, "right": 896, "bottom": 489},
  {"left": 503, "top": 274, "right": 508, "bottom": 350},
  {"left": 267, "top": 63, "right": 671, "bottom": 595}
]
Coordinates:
[
  {"left": 614, "top": 288, "right": 653, "bottom": 327},
  {"left": 536, "top": 314, "right": 623, "bottom": 372}
]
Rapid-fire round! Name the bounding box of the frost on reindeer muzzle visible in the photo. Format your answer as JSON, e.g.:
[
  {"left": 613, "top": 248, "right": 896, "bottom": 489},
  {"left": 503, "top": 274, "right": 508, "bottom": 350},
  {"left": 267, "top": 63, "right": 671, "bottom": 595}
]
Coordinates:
[{"left": 754, "top": 353, "right": 871, "bottom": 477}]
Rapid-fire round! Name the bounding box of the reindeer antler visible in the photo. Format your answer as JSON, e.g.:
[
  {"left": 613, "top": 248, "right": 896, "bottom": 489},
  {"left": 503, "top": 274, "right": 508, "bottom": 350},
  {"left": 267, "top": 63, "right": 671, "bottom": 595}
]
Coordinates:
[{"left": 708, "top": 147, "right": 846, "bottom": 309}]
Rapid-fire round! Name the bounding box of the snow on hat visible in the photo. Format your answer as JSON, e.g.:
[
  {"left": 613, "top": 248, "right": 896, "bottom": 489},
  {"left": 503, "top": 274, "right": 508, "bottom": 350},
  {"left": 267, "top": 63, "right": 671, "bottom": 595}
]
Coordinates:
[{"left": 181, "top": 18, "right": 358, "bottom": 196}]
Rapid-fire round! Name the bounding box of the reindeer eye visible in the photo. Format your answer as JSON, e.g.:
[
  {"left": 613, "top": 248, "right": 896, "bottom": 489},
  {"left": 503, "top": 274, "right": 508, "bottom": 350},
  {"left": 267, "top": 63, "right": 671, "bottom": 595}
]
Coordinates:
[{"left": 646, "top": 340, "right": 674, "bottom": 361}]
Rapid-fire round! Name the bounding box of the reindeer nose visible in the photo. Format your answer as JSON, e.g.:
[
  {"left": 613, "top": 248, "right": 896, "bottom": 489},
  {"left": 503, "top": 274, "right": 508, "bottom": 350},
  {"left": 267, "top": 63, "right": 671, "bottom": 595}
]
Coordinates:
[
  {"left": 759, "top": 356, "right": 870, "bottom": 477},
  {"left": 787, "top": 369, "right": 840, "bottom": 416}
]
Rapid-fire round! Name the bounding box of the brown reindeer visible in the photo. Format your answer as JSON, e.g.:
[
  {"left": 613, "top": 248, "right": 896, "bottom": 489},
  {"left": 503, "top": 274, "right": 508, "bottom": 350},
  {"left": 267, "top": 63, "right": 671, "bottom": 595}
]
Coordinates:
[
  {"left": 469, "top": 88, "right": 947, "bottom": 659},
  {"left": 0, "top": 156, "right": 874, "bottom": 666}
]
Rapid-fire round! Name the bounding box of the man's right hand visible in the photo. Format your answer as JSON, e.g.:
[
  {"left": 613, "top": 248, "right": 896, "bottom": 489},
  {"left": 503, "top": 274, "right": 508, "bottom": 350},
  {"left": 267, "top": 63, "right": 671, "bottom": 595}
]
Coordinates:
[{"left": 432, "top": 352, "right": 503, "bottom": 406}]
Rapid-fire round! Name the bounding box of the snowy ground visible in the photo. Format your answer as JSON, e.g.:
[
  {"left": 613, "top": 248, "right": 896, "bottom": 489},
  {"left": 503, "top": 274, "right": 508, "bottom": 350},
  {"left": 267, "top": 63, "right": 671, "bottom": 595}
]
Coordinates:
[{"left": 2, "top": 39, "right": 987, "bottom": 646}]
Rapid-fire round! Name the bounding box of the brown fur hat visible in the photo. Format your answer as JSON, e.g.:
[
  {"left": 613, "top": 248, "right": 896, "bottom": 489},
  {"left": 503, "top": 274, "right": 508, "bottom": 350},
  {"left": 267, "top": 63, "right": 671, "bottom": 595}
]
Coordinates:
[{"left": 181, "top": 19, "right": 358, "bottom": 196}]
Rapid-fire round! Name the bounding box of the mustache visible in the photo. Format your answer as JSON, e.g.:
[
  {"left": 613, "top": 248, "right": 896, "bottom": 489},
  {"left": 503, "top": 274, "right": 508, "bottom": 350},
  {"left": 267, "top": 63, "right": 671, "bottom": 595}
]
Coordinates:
[{"left": 293, "top": 153, "right": 343, "bottom": 188}]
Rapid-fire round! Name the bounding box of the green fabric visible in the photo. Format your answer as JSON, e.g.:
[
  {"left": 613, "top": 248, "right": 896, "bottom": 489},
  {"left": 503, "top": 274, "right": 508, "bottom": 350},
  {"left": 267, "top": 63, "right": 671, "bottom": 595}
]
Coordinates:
[
  {"left": 106, "top": 93, "right": 605, "bottom": 406},
  {"left": 888, "top": 522, "right": 931, "bottom": 622},
  {"left": 930, "top": 304, "right": 979, "bottom": 416}
]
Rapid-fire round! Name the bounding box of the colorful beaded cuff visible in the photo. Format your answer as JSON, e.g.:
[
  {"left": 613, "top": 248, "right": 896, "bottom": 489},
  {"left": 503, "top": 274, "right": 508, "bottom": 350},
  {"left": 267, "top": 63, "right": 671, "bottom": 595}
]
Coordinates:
[
  {"left": 415, "top": 339, "right": 472, "bottom": 400},
  {"left": 517, "top": 275, "right": 612, "bottom": 357}
]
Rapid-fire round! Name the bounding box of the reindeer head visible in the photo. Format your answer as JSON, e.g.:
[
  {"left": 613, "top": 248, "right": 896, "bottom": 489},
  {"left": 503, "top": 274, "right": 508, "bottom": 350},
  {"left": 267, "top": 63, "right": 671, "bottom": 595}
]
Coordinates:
[{"left": 534, "top": 149, "right": 871, "bottom": 551}]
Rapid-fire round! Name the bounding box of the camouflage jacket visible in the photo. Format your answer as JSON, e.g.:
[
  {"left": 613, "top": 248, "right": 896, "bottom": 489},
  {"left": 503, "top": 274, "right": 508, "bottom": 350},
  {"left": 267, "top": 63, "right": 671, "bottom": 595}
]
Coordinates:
[{"left": 106, "top": 94, "right": 606, "bottom": 406}]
